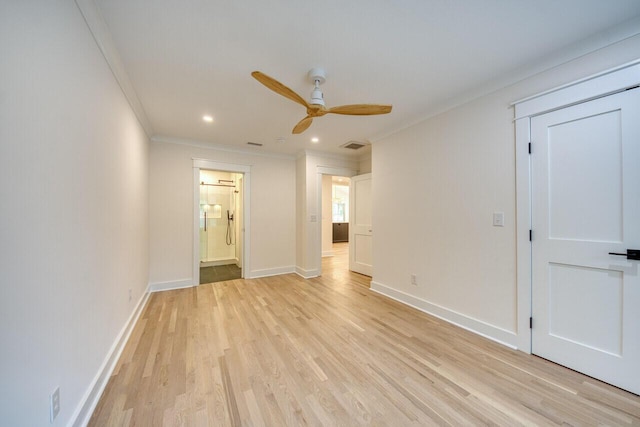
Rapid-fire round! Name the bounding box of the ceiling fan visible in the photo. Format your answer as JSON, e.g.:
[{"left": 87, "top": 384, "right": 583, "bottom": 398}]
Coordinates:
[{"left": 251, "top": 68, "right": 392, "bottom": 134}]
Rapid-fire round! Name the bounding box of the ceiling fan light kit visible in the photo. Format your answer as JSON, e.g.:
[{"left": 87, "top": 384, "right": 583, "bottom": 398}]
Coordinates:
[{"left": 251, "top": 68, "right": 392, "bottom": 134}]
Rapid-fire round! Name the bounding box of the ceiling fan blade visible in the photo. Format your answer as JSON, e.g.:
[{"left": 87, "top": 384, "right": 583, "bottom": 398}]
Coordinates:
[
  {"left": 327, "top": 104, "right": 392, "bottom": 115},
  {"left": 252, "top": 71, "right": 309, "bottom": 108},
  {"left": 292, "top": 116, "right": 313, "bottom": 134}
]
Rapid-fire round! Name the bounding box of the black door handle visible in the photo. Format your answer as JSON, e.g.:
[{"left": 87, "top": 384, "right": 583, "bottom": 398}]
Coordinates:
[{"left": 608, "top": 249, "right": 640, "bottom": 260}]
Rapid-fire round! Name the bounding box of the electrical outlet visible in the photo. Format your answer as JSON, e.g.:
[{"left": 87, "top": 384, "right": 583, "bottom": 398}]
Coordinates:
[
  {"left": 50, "top": 387, "right": 60, "bottom": 423},
  {"left": 411, "top": 274, "right": 418, "bottom": 286},
  {"left": 493, "top": 212, "right": 505, "bottom": 227},
  {"left": 128, "top": 288, "right": 132, "bottom": 301}
]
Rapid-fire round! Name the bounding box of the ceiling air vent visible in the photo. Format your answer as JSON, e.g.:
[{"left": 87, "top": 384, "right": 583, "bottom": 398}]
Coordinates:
[
  {"left": 247, "top": 141, "right": 263, "bottom": 147},
  {"left": 341, "top": 141, "right": 368, "bottom": 150}
]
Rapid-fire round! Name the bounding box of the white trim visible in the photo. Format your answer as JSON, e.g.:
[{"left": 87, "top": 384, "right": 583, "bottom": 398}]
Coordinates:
[
  {"left": 295, "top": 266, "right": 319, "bottom": 279},
  {"left": 71, "top": 290, "right": 150, "bottom": 427},
  {"left": 514, "top": 117, "right": 532, "bottom": 352},
  {"left": 153, "top": 135, "right": 295, "bottom": 160},
  {"left": 322, "top": 250, "right": 335, "bottom": 258},
  {"left": 250, "top": 266, "right": 296, "bottom": 279},
  {"left": 74, "top": 0, "right": 153, "bottom": 137},
  {"left": 513, "top": 61, "right": 640, "bottom": 119},
  {"left": 371, "top": 281, "right": 517, "bottom": 350},
  {"left": 148, "top": 279, "right": 194, "bottom": 293},
  {"left": 512, "top": 59, "right": 640, "bottom": 106},
  {"left": 193, "top": 159, "right": 252, "bottom": 281}
]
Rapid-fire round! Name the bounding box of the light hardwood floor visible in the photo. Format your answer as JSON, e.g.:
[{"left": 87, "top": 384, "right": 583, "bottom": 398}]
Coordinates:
[{"left": 90, "top": 243, "right": 640, "bottom": 426}]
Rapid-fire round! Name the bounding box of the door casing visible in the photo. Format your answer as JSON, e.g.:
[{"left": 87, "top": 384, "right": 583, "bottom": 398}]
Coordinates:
[{"left": 513, "top": 59, "right": 640, "bottom": 353}]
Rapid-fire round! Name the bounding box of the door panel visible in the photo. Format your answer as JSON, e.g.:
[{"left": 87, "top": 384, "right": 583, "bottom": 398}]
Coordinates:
[
  {"left": 547, "top": 110, "right": 623, "bottom": 242},
  {"left": 531, "top": 88, "right": 639, "bottom": 394},
  {"left": 350, "top": 173, "right": 372, "bottom": 276}
]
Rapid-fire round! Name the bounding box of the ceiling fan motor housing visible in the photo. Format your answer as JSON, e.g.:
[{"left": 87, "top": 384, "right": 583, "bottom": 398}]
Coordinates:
[
  {"left": 308, "top": 68, "right": 326, "bottom": 106},
  {"left": 310, "top": 87, "right": 325, "bottom": 106}
]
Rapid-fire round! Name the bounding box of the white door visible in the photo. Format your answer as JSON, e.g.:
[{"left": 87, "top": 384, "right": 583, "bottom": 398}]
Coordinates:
[
  {"left": 349, "top": 173, "right": 372, "bottom": 276},
  {"left": 531, "top": 88, "right": 640, "bottom": 394}
]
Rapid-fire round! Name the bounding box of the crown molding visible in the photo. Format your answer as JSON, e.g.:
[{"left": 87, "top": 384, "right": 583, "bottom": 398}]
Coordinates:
[
  {"left": 371, "top": 16, "right": 640, "bottom": 143},
  {"left": 75, "top": 0, "right": 153, "bottom": 137}
]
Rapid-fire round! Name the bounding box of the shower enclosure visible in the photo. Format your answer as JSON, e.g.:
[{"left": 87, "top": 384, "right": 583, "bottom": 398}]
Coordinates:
[{"left": 199, "top": 170, "right": 242, "bottom": 269}]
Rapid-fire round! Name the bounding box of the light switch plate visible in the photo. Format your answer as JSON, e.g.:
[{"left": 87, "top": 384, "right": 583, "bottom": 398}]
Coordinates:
[{"left": 493, "top": 212, "right": 505, "bottom": 227}]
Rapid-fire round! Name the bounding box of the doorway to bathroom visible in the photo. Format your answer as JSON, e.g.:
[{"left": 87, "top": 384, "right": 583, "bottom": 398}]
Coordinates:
[{"left": 198, "top": 170, "right": 243, "bottom": 283}]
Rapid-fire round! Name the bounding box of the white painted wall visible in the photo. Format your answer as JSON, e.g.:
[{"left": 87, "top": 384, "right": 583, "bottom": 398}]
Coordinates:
[
  {"left": 321, "top": 175, "right": 333, "bottom": 257},
  {"left": 0, "top": 2, "right": 149, "bottom": 425},
  {"left": 149, "top": 140, "right": 296, "bottom": 283},
  {"left": 371, "top": 34, "right": 640, "bottom": 348},
  {"left": 359, "top": 152, "right": 372, "bottom": 174}
]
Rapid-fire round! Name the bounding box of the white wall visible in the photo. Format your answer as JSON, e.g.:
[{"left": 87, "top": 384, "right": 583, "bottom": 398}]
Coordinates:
[
  {"left": 371, "top": 33, "right": 640, "bottom": 348},
  {"left": 0, "top": 2, "right": 149, "bottom": 426},
  {"left": 359, "top": 152, "right": 372, "bottom": 174},
  {"left": 321, "top": 175, "right": 333, "bottom": 256},
  {"left": 149, "top": 140, "right": 296, "bottom": 284}
]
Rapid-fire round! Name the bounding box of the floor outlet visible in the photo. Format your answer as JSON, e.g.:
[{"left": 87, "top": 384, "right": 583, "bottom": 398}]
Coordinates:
[
  {"left": 411, "top": 274, "right": 418, "bottom": 286},
  {"left": 50, "top": 387, "right": 60, "bottom": 423}
]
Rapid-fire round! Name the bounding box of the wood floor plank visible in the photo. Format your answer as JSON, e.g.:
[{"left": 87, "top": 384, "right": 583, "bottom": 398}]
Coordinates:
[{"left": 89, "top": 243, "right": 640, "bottom": 426}]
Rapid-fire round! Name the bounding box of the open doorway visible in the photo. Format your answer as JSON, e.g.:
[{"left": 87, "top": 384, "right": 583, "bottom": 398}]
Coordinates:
[
  {"left": 193, "top": 159, "right": 251, "bottom": 286},
  {"left": 198, "top": 170, "right": 243, "bottom": 284},
  {"left": 321, "top": 175, "right": 351, "bottom": 276}
]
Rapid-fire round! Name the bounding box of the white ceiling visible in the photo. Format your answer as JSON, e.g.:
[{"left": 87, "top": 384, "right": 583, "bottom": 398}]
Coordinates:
[{"left": 95, "top": 0, "right": 640, "bottom": 157}]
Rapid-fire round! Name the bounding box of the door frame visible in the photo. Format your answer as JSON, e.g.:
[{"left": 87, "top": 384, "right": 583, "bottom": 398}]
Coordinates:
[
  {"left": 193, "top": 159, "right": 251, "bottom": 283},
  {"left": 513, "top": 59, "right": 640, "bottom": 352},
  {"left": 315, "top": 166, "right": 358, "bottom": 276}
]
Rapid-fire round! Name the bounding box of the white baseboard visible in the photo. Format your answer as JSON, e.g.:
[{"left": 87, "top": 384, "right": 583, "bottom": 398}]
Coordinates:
[
  {"left": 71, "top": 290, "right": 150, "bottom": 426},
  {"left": 249, "top": 266, "right": 295, "bottom": 279},
  {"left": 322, "top": 250, "right": 334, "bottom": 257},
  {"left": 295, "top": 266, "right": 320, "bottom": 279},
  {"left": 370, "top": 280, "right": 517, "bottom": 349},
  {"left": 148, "top": 278, "right": 194, "bottom": 292}
]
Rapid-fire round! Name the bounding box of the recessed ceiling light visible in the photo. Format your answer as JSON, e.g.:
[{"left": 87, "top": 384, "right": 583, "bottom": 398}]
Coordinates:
[
  {"left": 311, "top": 137, "right": 319, "bottom": 143},
  {"left": 202, "top": 115, "right": 213, "bottom": 123}
]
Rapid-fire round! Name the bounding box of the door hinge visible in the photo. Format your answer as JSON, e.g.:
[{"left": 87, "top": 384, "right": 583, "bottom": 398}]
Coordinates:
[
  {"left": 528, "top": 142, "right": 531, "bottom": 154},
  {"left": 529, "top": 230, "right": 532, "bottom": 241},
  {"left": 529, "top": 317, "right": 533, "bottom": 329}
]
